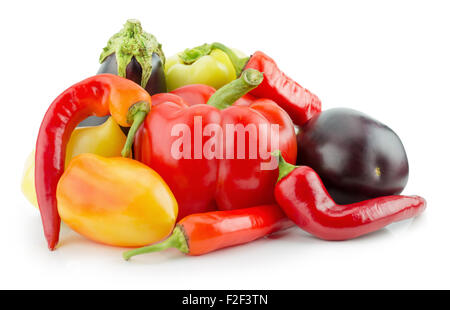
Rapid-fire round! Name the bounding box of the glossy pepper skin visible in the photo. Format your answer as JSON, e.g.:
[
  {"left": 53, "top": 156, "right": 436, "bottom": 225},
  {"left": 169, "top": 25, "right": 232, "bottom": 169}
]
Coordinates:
[
  {"left": 35, "top": 74, "right": 151, "bottom": 250},
  {"left": 134, "top": 69, "right": 297, "bottom": 220},
  {"left": 57, "top": 154, "right": 177, "bottom": 247},
  {"left": 273, "top": 152, "right": 426, "bottom": 240},
  {"left": 167, "top": 42, "right": 321, "bottom": 126},
  {"left": 22, "top": 117, "right": 126, "bottom": 208},
  {"left": 165, "top": 44, "right": 238, "bottom": 91},
  {"left": 123, "top": 204, "right": 293, "bottom": 258}
]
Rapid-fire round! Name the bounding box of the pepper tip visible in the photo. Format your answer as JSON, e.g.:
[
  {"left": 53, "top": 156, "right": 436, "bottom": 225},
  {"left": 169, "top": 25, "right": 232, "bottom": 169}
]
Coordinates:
[{"left": 48, "top": 242, "right": 57, "bottom": 251}]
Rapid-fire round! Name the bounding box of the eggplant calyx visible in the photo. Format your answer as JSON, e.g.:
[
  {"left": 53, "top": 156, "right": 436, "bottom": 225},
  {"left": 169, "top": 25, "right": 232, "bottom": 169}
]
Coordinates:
[{"left": 99, "top": 19, "right": 165, "bottom": 89}]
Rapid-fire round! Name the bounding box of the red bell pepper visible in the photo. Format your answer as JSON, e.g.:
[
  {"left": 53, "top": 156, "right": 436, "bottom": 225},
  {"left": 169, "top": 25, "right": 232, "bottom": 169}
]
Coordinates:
[{"left": 134, "top": 69, "right": 297, "bottom": 220}]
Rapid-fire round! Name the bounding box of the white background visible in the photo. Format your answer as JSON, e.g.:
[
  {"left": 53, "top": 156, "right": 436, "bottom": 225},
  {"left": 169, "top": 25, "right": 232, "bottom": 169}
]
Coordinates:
[{"left": 0, "top": 0, "right": 449, "bottom": 289}]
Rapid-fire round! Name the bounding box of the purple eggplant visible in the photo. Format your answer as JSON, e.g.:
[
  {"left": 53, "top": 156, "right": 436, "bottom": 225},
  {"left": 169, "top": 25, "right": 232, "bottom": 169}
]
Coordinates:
[
  {"left": 98, "top": 52, "right": 166, "bottom": 95},
  {"left": 80, "top": 19, "right": 166, "bottom": 127},
  {"left": 297, "top": 108, "right": 409, "bottom": 204}
]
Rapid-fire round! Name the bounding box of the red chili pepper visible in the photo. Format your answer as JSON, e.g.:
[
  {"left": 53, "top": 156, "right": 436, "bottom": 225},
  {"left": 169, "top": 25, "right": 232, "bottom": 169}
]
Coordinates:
[
  {"left": 134, "top": 69, "right": 297, "bottom": 220},
  {"left": 273, "top": 151, "right": 426, "bottom": 240},
  {"left": 206, "top": 43, "right": 321, "bottom": 126},
  {"left": 122, "top": 204, "right": 293, "bottom": 258},
  {"left": 35, "top": 74, "right": 151, "bottom": 250},
  {"left": 244, "top": 51, "right": 322, "bottom": 126}
]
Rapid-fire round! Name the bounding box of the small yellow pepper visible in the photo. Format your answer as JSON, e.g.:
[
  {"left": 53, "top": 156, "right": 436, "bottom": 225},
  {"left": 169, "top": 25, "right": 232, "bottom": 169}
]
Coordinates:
[
  {"left": 57, "top": 154, "right": 178, "bottom": 247},
  {"left": 21, "top": 117, "right": 127, "bottom": 208}
]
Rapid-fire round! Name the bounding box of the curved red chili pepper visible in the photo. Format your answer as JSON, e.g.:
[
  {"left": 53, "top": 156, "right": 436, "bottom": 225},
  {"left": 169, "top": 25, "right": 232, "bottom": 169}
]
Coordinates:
[
  {"left": 273, "top": 151, "right": 426, "bottom": 240},
  {"left": 244, "top": 51, "right": 322, "bottom": 126},
  {"left": 206, "top": 43, "right": 322, "bottom": 126},
  {"left": 35, "top": 74, "right": 151, "bottom": 250}
]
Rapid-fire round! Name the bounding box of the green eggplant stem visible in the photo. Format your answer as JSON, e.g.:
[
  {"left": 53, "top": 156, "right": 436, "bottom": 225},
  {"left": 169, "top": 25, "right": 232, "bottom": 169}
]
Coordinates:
[
  {"left": 123, "top": 226, "right": 189, "bottom": 260},
  {"left": 121, "top": 101, "right": 150, "bottom": 158},
  {"left": 272, "top": 150, "right": 297, "bottom": 182},
  {"left": 207, "top": 69, "right": 263, "bottom": 110}
]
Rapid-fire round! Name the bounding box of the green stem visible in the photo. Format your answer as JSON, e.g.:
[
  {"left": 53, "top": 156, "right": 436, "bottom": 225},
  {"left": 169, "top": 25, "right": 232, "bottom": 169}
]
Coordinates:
[
  {"left": 121, "top": 101, "right": 150, "bottom": 158},
  {"left": 272, "top": 150, "right": 297, "bottom": 182},
  {"left": 178, "top": 42, "right": 249, "bottom": 77},
  {"left": 210, "top": 42, "right": 250, "bottom": 76},
  {"left": 123, "top": 226, "right": 189, "bottom": 260},
  {"left": 178, "top": 43, "right": 212, "bottom": 65},
  {"left": 207, "top": 69, "right": 263, "bottom": 110}
]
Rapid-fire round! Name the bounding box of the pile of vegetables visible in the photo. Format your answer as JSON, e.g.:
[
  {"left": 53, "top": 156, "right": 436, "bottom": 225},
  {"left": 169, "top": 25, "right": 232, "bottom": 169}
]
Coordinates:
[{"left": 21, "top": 19, "right": 426, "bottom": 259}]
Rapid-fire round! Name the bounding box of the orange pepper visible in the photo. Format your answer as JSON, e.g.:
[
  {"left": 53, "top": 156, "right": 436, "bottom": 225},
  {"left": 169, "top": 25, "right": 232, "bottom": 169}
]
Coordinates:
[{"left": 56, "top": 153, "right": 178, "bottom": 247}]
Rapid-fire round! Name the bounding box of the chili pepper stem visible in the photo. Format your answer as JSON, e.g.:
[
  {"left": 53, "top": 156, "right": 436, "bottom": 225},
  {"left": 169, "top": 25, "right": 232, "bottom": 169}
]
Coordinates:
[
  {"left": 121, "top": 101, "right": 150, "bottom": 157},
  {"left": 123, "top": 225, "right": 189, "bottom": 260},
  {"left": 210, "top": 42, "right": 249, "bottom": 76},
  {"left": 272, "top": 150, "right": 297, "bottom": 182},
  {"left": 207, "top": 69, "right": 263, "bottom": 110}
]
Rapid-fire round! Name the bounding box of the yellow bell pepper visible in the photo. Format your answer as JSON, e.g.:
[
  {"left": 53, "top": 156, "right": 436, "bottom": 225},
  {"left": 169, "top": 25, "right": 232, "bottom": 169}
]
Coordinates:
[
  {"left": 57, "top": 154, "right": 178, "bottom": 247},
  {"left": 21, "top": 117, "right": 127, "bottom": 208}
]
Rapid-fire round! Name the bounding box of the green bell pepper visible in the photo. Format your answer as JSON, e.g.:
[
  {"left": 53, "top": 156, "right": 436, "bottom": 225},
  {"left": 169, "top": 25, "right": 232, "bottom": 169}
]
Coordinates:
[{"left": 165, "top": 43, "right": 248, "bottom": 91}]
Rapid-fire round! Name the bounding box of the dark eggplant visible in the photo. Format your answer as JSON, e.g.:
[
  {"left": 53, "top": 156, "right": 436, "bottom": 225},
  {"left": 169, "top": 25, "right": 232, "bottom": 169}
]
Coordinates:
[
  {"left": 80, "top": 19, "right": 166, "bottom": 127},
  {"left": 98, "top": 52, "right": 166, "bottom": 95},
  {"left": 297, "top": 108, "right": 409, "bottom": 204}
]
